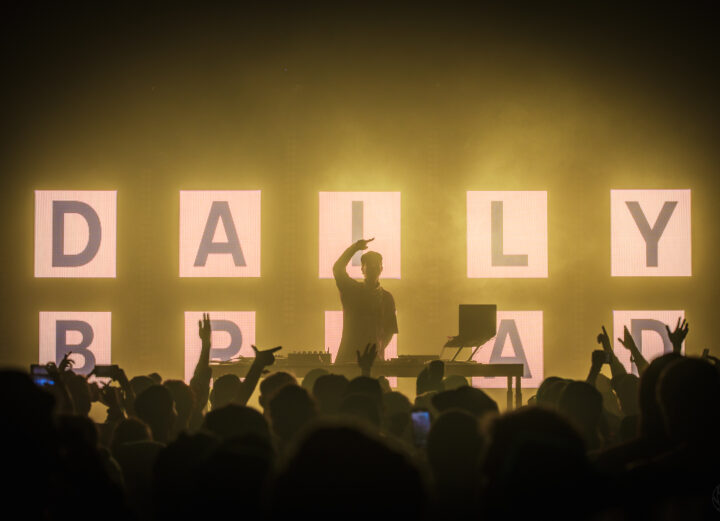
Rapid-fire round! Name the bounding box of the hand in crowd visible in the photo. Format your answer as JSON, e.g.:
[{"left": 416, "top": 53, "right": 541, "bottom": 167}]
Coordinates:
[
  {"left": 586, "top": 349, "right": 607, "bottom": 385},
  {"left": 616, "top": 325, "right": 649, "bottom": 374},
  {"left": 251, "top": 344, "right": 282, "bottom": 368},
  {"left": 44, "top": 360, "right": 61, "bottom": 378},
  {"left": 58, "top": 352, "right": 75, "bottom": 372},
  {"left": 98, "top": 383, "right": 123, "bottom": 412},
  {"left": 198, "top": 312, "right": 212, "bottom": 345},
  {"left": 665, "top": 318, "right": 688, "bottom": 353},
  {"left": 596, "top": 325, "right": 630, "bottom": 377},
  {"left": 87, "top": 364, "right": 134, "bottom": 418},
  {"left": 596, "top": 326, "right": 613, "bottom": 353},
  {"left": 617, "top": 326, "right": 638, "bottom": 353},
  {"left": 113, "top": 366, "right": 134, "bottom": 415},
  {"left": 356, "top": 343, "right": 378, "bottom": 376},
  {"left": 591, "top": 349, "right": 607, "bottom": 368}
]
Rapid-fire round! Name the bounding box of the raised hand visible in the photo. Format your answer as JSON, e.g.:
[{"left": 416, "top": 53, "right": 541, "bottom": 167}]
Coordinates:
[
  {"left": 587, "top": 350, "right": 607, "bottom": 385},
  {"left": 251, "top": 344, "right": 282, "bottom": 368},
  {"left": 44, "top": 361, "right": 60, "bottom": 378},
  {"left": 356, "top": 343, "right": 378, "bottom": 376},
  {"left": 115, "top": 367, "right": 129, "bottom": 387},
  {"left": 198, "top": 313, "right": 212, "bottom": 344},
  {"left": 98, "top": 383, "right": 126, "bottom": 421},
  {"left": 596, "top": 326, "right": 613, "bottom": 352},
  {"left": 665, "top": 318, "right": 688, "bottom": 353},
  {"left": 616, "top": 325, "right": 649, "bottom": 374},
  {"left": 354, "top": 237, "right": 375, "bottom": 251},
  {"left": 58, "top": 352, "right": 75, "bottom": 372},
  {"left": 98, "top": 384, "right": 122, "bottom": 410},
  {"left": 591, "top": 349, "right": 607, "bottom": 368},
  {"left": 618, "top": 326, "right": 639, "bottom": 353},
  {"left": 596, "top": 325, "right": 630, "bottom": 377}
]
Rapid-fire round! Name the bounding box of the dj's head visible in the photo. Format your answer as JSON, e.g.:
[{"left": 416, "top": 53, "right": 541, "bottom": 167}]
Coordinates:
[{"left": 361, "top": 251, "right": 383, "bottom": 283}]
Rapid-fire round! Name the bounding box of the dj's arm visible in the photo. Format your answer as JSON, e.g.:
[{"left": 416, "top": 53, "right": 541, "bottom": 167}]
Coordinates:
[{"left": 333, "top": 239, "right": 374, "bottom": 285}]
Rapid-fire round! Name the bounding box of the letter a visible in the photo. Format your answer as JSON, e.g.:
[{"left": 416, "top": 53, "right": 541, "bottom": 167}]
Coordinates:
[
  {"left": 488, "top": 320, "right": 532, "bottom": 378},
  {"left": 194, "top": 201, "right": 246, "bottom": 267}
]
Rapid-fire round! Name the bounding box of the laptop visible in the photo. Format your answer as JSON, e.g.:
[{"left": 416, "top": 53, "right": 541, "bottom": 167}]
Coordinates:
[{"left": 441, "top": 304, "right": 497, "bottom": 361}]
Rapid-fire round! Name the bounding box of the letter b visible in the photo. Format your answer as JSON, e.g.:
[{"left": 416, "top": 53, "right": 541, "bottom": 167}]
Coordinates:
[{"left": 55, "top": 320, "right": 96, "bottom": 375}]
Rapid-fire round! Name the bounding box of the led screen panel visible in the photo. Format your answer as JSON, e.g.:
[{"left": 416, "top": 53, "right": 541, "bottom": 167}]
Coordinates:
[
  {"left": 184, "top": 311, "right": 256, "bottom": 382},
  {"left": 613, "top": 310, "right": 685, "bottom": 375},
  {"left": 467, "top": 191, "right": 548, "bottom": 278},
  {"left": 39, "top": 312, "right": 112, "bottom": 376},
  {"left": 611, "top": 189, "right": 691, "bottom": 276},
  {"left": 471, "top": 311, "right": 544, "bottom": 389},
  {"left": 35, "top": 190, "right": 117, "bottom": 277},
  {"left": 319, "top": 192, "right": 401, "bottom": 279},
  {"left": 179, "top": 191, "right": 261, "bottom": 277}
]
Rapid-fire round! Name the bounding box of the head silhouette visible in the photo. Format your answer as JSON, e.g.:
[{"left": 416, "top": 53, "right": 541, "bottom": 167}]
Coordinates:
[
  {"left": 259, "top": 372, "right": 298, "bottom": 413},
  {"left": 301, "top": 368, "right": 329, "bottom": 393},
  {"left": 204, "top": 404, "right": 271, "bottom": 442},
  {"left": 382, "top": 391, "right": 411, "bottom": 437},
  {"left": 63, "top": 372, "right": 92, "bottom": 416},
  {"left": 482, "top": 407, "right": 590, "bottom": 519},
  {"left": 536, "top": 376, "right": 567, "bottom": 408},
  {"left": 427, "top": 409, "right": 484, "bottom": 511},
  {"left": 209, "top": 374, "right": 241, "bottom": 410},
  {"left": 312, "top": 373, "right": 349, "bottom": 415},
  {"left": 134, "top": 384, "right": 176, "bottom": 443},
  {"left": 558, "top": 380, "right": 603, "bottom": 450},
  {"left": 272, "top": 425, "right": 426, "bottom": 517},
  {"left": 163, "top": 380, "right": 195, "bottom": 431},
  {"left": 346, "top": 376, "right": 383, "bottom": 408},
  {"left": 657, "top": 356, "right": 720, "bottom": 444},
  {"left": 339, "top": 393, "right": 381, "bottom": 427},
  {"left": 110, "top": 418, "right": 151, "bottom": 458},
  {"left": 360, "top": 251, "right": 383, "bottom": 284},
  {"left": 432, "top": 386, "right": 498, "bottom": 418},
  {"left": 268, "top": 385, "right": 317, "bottom": 446},
  {"left": 130, "top": 375, "right": 155, "bottom": 397},
  {"left": 637, "top": 352, "right": 683, "bottom": 439}
]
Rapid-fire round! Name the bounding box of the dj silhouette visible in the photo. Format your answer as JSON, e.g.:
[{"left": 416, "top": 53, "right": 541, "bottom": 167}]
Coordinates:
[{"left": 333, "top": 238, "right": 398, "bottom": 364}]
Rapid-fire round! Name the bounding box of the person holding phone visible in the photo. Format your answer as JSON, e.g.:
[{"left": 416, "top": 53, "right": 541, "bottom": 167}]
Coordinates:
[{"left": 333, "top": 238, "right": 398, "bottom": 364}]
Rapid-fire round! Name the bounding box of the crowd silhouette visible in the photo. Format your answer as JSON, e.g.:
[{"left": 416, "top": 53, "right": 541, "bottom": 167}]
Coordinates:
[{"left": 3, "top": 316, "right": 719, "bottom": 520}]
